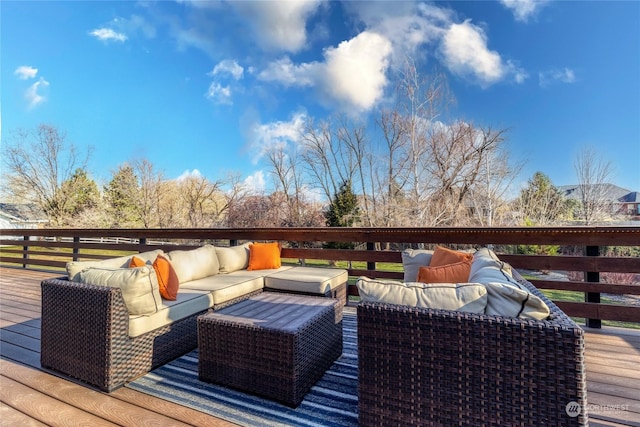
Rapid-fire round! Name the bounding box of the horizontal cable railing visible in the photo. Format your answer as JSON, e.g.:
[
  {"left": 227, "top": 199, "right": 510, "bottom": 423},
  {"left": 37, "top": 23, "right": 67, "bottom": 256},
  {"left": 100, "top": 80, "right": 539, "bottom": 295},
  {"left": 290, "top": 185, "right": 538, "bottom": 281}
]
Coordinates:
[{"left": 1, "top": 227, "right": 639, "bottom": 328}]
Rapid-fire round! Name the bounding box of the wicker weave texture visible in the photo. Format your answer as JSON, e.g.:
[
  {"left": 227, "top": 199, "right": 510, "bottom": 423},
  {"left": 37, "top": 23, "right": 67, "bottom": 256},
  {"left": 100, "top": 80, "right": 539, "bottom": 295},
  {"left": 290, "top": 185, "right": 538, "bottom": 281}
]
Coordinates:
[
  {"left": 41, "top": 278, "right": 205, "bottom": 391},
  {"left": 198, "top": 293, "right": 343, "bottom": 407},
  {"left": 357, "top": 279, "right": 587, "bottom": 426}
]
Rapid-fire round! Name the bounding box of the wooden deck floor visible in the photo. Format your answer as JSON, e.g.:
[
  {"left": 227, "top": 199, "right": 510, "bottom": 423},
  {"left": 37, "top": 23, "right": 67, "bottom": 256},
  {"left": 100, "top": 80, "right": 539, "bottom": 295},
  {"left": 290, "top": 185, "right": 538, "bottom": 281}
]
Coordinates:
[{"left": 1, "top": 267, "right": 639, "bottom": 427}]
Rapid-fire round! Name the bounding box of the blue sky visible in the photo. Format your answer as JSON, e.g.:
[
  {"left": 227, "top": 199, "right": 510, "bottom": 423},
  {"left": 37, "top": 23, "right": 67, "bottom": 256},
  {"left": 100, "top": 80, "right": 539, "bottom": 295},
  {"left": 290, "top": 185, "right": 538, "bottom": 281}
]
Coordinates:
[{"left": 3, "top": 0, "right": 639, "bottom": 195}]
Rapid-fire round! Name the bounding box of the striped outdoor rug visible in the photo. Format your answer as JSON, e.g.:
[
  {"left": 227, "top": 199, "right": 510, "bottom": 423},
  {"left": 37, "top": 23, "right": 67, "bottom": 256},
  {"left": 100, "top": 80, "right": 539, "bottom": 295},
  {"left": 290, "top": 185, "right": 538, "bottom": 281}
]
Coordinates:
[{"left": 127, "top": 307, "right": 358, "bottom": 427}]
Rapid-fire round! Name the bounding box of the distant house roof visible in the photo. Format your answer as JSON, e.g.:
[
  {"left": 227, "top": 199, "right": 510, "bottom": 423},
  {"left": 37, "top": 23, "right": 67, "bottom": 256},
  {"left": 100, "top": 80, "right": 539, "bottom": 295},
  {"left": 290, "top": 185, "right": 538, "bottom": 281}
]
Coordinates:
[
  {"left": 618, "top": 191, "right": 640, "bottom": 204},
  {"left": 0, "top": 203, "right": 49, "bottom": 224},
  {"left": 558, "top": 184, "right": 633, "bottom": 202}
]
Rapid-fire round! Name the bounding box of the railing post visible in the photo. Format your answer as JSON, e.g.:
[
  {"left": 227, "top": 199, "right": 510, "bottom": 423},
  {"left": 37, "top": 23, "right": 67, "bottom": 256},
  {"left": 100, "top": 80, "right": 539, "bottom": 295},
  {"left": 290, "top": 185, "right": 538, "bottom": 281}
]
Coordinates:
[
  {"left": 366, "top": 242, "right": 375, "bottom": 272},
  {"left": 23, "top": 235, "right": 29, "bottom": 269},
  {"left": 298, "top": 241, "right": 306, "bottom": 266},
  {"left": 585, "top": 245, "right": 601, "bottom": 329},
  {"left": 139, "top": 237, "right": 147, "bottom": 253},
  {"left": 72, "top": 236, "right": 80, "bottom": 262}
]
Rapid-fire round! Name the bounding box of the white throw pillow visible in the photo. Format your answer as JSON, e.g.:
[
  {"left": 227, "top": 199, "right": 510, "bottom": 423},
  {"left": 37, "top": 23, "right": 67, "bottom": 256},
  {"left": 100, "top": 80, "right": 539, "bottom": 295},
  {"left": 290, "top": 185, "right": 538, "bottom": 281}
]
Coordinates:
[
  {"left": 356, "top": 276, "right": 487, "bottom": 313},
  {"left": 216, "top": 242, "right": 252, "bottom": 273},
  {"left": 166, "top": 244, "right": 220, "bottom": 283},
  {"left": 401, "top": 249, "right": 434, "bottom": 282},
  {"left": 67, "top": 249, "right": 164, "bottom": 282},
  {"left": 470, "top": 248, "right": 550, "bottom": 320},
  {"left": 78, "top": 266, "right": 162, "bottom": 315}
]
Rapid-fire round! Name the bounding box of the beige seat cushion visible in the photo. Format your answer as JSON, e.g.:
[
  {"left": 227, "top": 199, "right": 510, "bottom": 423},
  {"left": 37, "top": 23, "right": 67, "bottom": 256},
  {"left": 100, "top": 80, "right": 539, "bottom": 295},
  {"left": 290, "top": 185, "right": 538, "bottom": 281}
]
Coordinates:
[
  {"left": 401, "top": 249, "right": 434, "bottom": 282},
  {"left": 216, "top": 243, "right": 252, "bottom": 273},
  {"left": 470, "top": 248, "right": 550, "bottom": 320},
  {"left": 179, "top": 268, "right": 278, "bottom": 305},
  {"left": 264, "top": 267, "right": 347, "bottom": 295},
  {"left": 77, "top": 266, "right": 163, "bottom": 316},
  {"left": 166, "top": 244, "right": 220, "bottom": 283},
  {"left": 356, "top": 276, "right": 487, "bottom": 314},
  {"left": 67, "top": 249, "right": 164, "bottom": 281},
  {"left": 128, "top": 289, "right": 212, "bottom": 337}
]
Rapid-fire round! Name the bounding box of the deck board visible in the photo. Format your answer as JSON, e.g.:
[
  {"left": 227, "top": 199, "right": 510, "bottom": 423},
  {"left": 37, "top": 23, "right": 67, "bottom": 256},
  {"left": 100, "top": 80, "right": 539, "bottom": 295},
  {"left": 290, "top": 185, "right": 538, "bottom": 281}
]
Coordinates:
[{"left": 1, "top": 267, "right": 638, "bottom": 427}]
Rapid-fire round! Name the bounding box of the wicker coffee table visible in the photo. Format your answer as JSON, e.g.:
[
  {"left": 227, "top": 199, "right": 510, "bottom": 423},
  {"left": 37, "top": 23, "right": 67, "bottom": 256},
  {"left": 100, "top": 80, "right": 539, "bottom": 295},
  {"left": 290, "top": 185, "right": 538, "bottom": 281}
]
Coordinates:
[{"left": 197, "top": 292, "right": 343, "bottom": 407}]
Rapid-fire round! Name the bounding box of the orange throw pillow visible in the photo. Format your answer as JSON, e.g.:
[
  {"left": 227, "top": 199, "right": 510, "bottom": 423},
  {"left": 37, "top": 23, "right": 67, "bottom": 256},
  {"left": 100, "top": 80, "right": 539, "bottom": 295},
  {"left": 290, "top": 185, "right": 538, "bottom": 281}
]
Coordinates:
[
  {"left": 430, "top": 246, "right": 473, "bottom": 267},
  {"left": 129, "top": 256, "right": 147, "bottom": 268},
  {"left": 247, "top": 242, "right": 282, "bottom": 270},
  {"left": 153, "top": 254, "right": 179, "bottom": 300},
  {"left": 418, "top": 259, "right": 472, "bottom": 284}
]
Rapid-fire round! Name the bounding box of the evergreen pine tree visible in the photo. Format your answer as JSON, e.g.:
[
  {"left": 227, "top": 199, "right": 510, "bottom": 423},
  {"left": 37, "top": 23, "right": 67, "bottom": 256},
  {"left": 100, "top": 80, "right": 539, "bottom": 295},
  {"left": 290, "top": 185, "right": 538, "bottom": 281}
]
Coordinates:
[
  {"left": 324, "top": 180, "right": 360, "bottom": 250},
  {"left": 104, "top": 164, "right": 141, "bottom": 227}
]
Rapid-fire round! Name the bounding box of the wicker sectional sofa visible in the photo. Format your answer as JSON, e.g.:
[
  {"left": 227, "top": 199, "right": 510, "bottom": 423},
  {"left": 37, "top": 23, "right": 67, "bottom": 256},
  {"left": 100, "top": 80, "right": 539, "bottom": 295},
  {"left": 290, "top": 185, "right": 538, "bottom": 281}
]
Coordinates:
[
  {"left": 40, "top": 243, "right": 347, "bottom": 392},
  {"left": 356, "top": 248, "right": 588, "bottom": 426}
]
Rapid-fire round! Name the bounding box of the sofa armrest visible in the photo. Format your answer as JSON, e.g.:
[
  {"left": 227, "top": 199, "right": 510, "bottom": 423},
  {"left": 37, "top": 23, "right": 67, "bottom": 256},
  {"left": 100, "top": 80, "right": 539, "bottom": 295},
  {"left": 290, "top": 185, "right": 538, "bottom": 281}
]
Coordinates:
[
  {"left": 357, "top": 281, "right": 587, "bottom": 426},
  {"left": 41, "top": 277, "right": 130, "bottom": 389}
]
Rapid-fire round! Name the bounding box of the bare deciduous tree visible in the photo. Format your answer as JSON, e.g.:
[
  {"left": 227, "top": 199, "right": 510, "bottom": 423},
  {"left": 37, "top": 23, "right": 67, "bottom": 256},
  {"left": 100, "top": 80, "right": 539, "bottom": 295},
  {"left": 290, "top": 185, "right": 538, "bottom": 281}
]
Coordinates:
[
  {"left": 179, "top": 174, "right": 220, "bottom": 228},
  {"left": 299, "top": 116, "right": 359, "bottom": 203},
  {"left": 467, "top": 143, "right": 522, "bottom": 226},
  {"left": 1, "top": 124, "right": 92, "bottom": 226},
  {"left": 177, "top": 172, "right": 245, "bottom": 228},
  {"left": 261, "top": 60, "right": 519, "bottom": 229},
  {"left": 373, "top": 109, "right": 408, "bottom": 227},
  {"left": 267, "top": 145, "right": 307, "bottom": 226},
  {"left": 132, "top": 158, "right": 165, "bottom": 228},
  {"left": 574, "top": 146, "right": 615, "bottom": 225}
]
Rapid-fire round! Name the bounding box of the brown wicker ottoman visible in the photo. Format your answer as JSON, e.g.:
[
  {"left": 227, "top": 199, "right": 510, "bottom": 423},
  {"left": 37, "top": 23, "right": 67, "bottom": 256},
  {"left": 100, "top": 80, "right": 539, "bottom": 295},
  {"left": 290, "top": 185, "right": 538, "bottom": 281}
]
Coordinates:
[{"left": 197, "top": 292, "right": 343, "bottom": 407}]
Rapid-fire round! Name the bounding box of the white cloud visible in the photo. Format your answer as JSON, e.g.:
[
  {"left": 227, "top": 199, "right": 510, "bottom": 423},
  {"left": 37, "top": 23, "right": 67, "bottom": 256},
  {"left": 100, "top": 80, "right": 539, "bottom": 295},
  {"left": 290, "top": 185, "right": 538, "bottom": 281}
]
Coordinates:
[
  {"left": 26, "top": 77, "right": 49, "bottom": 109},
  {"left": 513, "top": 66, "right": 530, "bottom": 84},
  {"left": 89, "top": 28, "right": 128, "bottom": 42},
  {"left": 244, "top": 170, "right": 266, "bottom": 194},
  {"left": 210, "top": 60, "right": 244, "bottom": 80},
  {"left": 230, "top": 0, "right": 323, "bottom": 52},
  {"left": 539, "top": 68, "right": 576, "bottom": 87},
  {"left": 346, "top": 3, "right": 529, "bottom": 88},
  {"left": 440, "top": 20, "right": 503, "bottom": 85},
  {"left": 174, "top": 26, "right": 215, "bottom": 55},
  {"left": 258, "top": 57, "right": 318, "bottom": 87},
  {"left": 124, "top": 15, "right": 156, "bottom": 39},
  {"left": 248, "top": 112, "right": 307, "bottom": 164},
  {"left": 344, "top": 2, "right": 450, "bottom": 69},
  {"left": 323, "top": 32, "right": 392, "bottom": 111},
  {"left": 206, "top": 82, "right": 232, "bottom": 105},
  {"left": 176, "top": 169, "right": 203, "bottom": 181},
  {"left": 258, "top": 31, "right": 392, "bottom": 112},
  {"left": 440, "top": 20, "right": 525, "bottom": 87},
  {"left": 499, "top": 0, "right": 549, "bottom": 22},
  {"left": 14, "top": 66, "right": 38, "bottom": 80}
]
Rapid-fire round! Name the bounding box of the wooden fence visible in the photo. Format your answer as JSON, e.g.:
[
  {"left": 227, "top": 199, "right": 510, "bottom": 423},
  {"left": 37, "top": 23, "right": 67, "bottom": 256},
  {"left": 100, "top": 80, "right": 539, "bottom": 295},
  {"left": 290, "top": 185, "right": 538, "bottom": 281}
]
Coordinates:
[{"left": 1, "top": 227, "right": 639, "bottom": 328}]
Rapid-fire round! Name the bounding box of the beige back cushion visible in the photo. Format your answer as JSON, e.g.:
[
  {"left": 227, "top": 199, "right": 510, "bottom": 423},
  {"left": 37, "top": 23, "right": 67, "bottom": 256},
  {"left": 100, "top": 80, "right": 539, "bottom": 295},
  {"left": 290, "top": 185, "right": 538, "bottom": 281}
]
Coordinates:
[
  {"left": 356, "top": 277, "right": 487, "bottom": 314},
  {"left": 166, "top": 244, "right": 220, "bottom": 283},
  {"left": 470, "top": 248, "right": 550, "bottom": 320},
  {"left": 67, "top": 249, "right": 164, "bottom": 282},
  {"left": 484, "top": 282, "right": 550, "bottom": 320},
  {"left": 401, "top": 249, "right": 434, "bottom": 282},
  {"left": 216, "top": 242, "right": 252, "bottom": 273},
  {"left": 78, "top": 266, "right": 163, "bottom": 315}
]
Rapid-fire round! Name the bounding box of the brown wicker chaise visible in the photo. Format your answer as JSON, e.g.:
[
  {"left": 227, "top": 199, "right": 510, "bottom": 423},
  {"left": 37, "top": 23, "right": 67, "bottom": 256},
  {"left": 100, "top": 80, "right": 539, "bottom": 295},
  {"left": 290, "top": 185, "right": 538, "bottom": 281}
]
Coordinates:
[
  {"left": 357, "top": 277, "right": 587, "bottom": 426},
  {"left": 40, "top": 277, "right": 259, "bottom": 392}
]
